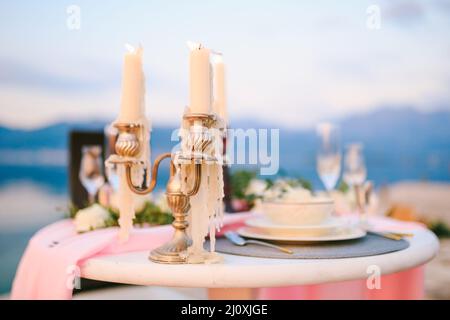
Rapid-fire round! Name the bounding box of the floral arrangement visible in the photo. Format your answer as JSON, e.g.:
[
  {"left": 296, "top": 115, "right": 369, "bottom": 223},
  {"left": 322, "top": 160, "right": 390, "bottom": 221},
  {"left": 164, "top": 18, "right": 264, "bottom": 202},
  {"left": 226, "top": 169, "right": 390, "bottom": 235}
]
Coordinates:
[
  {"left": 230, "top": 170, "right": 377, "bottom": 215},
  {"left": 69, "top": 193, "right": 172, "bottom": 233},
  {"left": 247, "top": 178, "right": 314, "bottom": 202},
  {"left": 230, "top": 170, "right": 313, "bottom": 211},
  {"left": 70, "top": 169, "right": 450, "bottom": 238}
]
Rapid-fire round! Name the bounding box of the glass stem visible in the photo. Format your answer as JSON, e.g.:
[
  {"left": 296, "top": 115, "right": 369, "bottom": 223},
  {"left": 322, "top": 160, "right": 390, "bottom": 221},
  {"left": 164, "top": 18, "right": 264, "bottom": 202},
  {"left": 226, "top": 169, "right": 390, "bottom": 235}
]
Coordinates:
[
  {"left": 88, "top": 193, "right": 95, "bottom": 204},
  {"left": 354, "top": 184, "right": 367, "bottom": 226}
]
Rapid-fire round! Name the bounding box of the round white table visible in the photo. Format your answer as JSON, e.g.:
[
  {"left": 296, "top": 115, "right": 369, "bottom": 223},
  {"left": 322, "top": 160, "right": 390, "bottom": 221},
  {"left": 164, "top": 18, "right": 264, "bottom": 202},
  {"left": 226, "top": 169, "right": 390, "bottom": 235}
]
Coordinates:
[{"left": 80, "top": 225, "right": 439, "bottom": 299}]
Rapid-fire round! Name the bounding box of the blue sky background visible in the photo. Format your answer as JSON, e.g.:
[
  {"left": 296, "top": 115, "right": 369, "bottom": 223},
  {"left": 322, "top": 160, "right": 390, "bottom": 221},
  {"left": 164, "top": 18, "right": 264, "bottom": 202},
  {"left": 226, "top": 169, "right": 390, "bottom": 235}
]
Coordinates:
[{"left": 0, "top": 0, "right": 449, "bottom": 129}]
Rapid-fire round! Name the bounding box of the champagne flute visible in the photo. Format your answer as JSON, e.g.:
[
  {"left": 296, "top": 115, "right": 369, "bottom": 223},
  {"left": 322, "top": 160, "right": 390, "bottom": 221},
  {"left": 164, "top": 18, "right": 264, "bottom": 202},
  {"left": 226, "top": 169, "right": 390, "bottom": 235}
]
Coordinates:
[
  {"left": 79, "top": 145, "right": 105, "bottom": 204},
  {"left": 343, "top": 143, "right": 366, "bottom": 187},
  {"left": 343, "top": 143, "right": 367, "bottom": 223},
  {"left": 316, "top": 123, "right": 341, "bottom": 192}
]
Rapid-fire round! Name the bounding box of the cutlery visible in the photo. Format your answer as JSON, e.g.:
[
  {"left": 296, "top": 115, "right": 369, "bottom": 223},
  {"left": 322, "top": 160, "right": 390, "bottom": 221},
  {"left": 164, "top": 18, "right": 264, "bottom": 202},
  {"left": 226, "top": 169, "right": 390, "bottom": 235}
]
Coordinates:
[
  {"left": 356, "top": 182, "right": 414, "bottom": 241},
  {"left": 224, "top": 231, "right": 293, "bottom": 254},
  {"left": 368, "top": 230, "right": 414, "bottom": 241},
  {"left": 385, "top": 231, "right": 413, "bottom": 237}
]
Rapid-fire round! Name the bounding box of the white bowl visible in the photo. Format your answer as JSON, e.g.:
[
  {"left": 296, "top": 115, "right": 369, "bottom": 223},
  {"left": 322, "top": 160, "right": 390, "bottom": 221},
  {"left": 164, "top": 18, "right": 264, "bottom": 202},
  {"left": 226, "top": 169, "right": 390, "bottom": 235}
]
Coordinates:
[{"left": 261, "top": 198, "right": 335, "bottom": 226}]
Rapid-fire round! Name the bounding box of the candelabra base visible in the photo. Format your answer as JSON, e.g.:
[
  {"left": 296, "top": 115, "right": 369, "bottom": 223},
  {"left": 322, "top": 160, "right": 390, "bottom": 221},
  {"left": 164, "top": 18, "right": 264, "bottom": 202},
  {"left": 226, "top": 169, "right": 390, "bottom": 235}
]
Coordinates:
[{"left": 149, "top": 229, "right": 192, "bottom": 264}]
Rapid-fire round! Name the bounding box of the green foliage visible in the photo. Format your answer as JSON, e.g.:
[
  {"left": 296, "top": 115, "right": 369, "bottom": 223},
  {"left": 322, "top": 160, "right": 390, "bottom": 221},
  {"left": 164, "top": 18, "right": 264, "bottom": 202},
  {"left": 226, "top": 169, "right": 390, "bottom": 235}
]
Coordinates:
[
  {"left": 429, "top": 221, "right": 450, "bottom": 238},
  {"left": 230, "top": 170, "right": 314, "bottom": 200},
  {"left": 230, "top": 170, "right": 257, "bottom": 199},
  {"left": 285, "top": 178, "right": 313, "bottom": 192},
  {"left": 68, "top": 203, "right": 79, "bottom": 219},
  {"left": 70, "top": 200, "right": 173, "bottom": 232},
  {"left": 229, "top": 170, "right": 314, "bottom": 211},
  {"left": 133, "top": 201, "right": 173, "bottom": 226},
  {"left": 337, "top": 181, "right": 350, "bottom": 193}
]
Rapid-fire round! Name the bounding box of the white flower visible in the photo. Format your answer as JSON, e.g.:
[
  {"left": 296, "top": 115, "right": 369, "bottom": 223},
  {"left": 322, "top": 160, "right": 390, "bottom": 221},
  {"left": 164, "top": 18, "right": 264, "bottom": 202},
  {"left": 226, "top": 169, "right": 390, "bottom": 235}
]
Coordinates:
[
  {"left": 261, "top": 179, "right": 284, "bottom": 200},
  {"left": 263, "top": 188, "right": 281, "bottom": 201},
  {"left": 272, "top": 179, "right": 290, "bottom": 191},
  {"left": 280, "top": 187, "right": 312, "bottom": 202},
  {"left": 245, "top": 179, "right": 267, "bottom": 197},
  {"left": 260, "top": 177, "right": 314, "bottom": 202},
  {"left": 74, "top": 204, "right": 110, "bottom": 233}
]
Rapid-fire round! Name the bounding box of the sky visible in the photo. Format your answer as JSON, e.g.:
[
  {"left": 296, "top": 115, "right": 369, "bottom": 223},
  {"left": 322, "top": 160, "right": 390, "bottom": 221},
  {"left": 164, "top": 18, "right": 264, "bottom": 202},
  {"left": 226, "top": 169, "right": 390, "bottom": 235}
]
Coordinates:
[{"left": 0, "top": 0, "right": 449, "bottom": 129}]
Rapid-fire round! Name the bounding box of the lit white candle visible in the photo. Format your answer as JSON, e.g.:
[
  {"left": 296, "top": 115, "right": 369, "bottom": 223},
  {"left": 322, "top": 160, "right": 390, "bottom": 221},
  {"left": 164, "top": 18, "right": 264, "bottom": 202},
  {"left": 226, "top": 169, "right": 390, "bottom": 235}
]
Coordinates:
[
  {"left": 115, "top": 44, "right": 150, "bottom": 242},
  {"left": 118, "top": 44, "right": 145, "bottom": 123},
  {"left": 188, "top": 42, "right": 211, "bottom": 114},
  {"left": 213, "top": 55, "right": 227, "bottom": 122}
]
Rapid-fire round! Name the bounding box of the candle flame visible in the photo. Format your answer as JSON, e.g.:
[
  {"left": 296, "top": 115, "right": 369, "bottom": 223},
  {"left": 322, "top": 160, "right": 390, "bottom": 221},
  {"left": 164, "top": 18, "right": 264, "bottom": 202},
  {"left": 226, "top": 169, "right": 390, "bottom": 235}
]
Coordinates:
[
  {"left": 187, "top": 41, "right": 202, "bottom": 51},
  {"left": 125, "top": 43, "right": 136, "bottom": 53},
  {"left": 212, "top": 53, "right": 224, "bottom": 64},
  {"left": 125, "top": 43, "right": 143, "bottom": 56}
]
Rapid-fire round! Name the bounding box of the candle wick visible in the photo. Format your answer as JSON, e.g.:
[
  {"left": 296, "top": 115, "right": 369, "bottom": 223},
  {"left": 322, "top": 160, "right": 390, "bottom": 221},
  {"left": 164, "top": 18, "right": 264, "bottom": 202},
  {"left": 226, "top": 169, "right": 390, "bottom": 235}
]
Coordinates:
[
  {"left": 125, "top": 43, "right": 136, "bottom": 54},
  {"left": 187, "top": 41, "right": 202, "bottom": 51}
]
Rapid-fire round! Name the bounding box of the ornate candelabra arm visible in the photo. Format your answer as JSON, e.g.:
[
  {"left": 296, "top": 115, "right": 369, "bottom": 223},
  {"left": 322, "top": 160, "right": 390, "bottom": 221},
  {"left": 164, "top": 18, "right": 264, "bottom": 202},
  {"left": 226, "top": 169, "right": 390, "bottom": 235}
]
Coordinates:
[
  {"left": 125, "top": 152, "right": 174, "bottom": 195},
  {"left": 185, "top": 163, "right": 202, "bottom": 196}
]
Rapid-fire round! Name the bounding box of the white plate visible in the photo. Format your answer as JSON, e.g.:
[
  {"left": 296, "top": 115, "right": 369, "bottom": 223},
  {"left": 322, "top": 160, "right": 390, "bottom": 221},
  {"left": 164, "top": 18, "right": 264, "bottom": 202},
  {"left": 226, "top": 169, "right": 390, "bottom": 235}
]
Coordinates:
[
  {"left": 237, "top": 226, "right": 366, "bottom": 242},
  {"left": 245, "top": 217, "right": 355, "bottom": 237},
  {"left": 246, "top": 217, "right": 346, "bottom": 230}
]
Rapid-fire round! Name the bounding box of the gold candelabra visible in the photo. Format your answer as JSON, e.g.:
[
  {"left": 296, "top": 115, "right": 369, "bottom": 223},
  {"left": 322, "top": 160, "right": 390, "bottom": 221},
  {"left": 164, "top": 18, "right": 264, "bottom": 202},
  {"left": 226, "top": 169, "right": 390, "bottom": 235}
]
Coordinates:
[{"left": 106, "top": 113, "right": 220, "bottom": 264}]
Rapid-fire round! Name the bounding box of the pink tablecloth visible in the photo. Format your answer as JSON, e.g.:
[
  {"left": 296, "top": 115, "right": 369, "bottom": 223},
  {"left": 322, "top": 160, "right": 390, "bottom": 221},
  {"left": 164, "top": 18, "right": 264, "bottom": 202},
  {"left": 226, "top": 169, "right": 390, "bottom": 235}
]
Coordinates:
[
  {"left": 11, "top": 213, "right": 251, "bottom": 300},
  {"left": 258, "top": 217, "right": 427, "bottom": 300},
  {"left": 258, "top": 266, "right": 424, "bottom": 299},
  {"left": 11, "top": 214, "right": 427, "bottom": 300}
]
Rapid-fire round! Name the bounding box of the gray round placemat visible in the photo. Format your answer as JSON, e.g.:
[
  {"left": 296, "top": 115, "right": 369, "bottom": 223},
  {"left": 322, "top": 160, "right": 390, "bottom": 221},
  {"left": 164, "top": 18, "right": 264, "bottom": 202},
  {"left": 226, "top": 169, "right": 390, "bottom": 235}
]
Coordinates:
[{"left": 207, "top": 234, "right": 409, "bottom": 259}]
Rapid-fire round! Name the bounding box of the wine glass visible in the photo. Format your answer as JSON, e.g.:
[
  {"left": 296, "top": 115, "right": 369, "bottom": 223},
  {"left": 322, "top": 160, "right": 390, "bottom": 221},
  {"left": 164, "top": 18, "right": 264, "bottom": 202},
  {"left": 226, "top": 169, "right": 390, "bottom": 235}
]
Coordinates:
[
  {"left": 343, "top": 143, "right": 367, "bottom": 187},
  {"left": 316, "top": 123, "right": 341, "bottom": 192},
  {"left": 79, "top": 145, "right": 105, "bottom": 204},
  {"left": 343, "top": 143, "right": 368, "bottom": 222},
  {"left": 105, "top": 165, "right": 120, "bottom": 191}
]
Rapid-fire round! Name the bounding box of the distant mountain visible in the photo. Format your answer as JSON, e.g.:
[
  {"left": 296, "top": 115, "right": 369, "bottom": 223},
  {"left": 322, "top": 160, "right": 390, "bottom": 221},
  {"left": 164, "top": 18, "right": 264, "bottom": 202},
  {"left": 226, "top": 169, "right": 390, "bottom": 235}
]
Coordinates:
[
  {"left": 0, "top": 107, "right": 449, "bottom": 185},
  {"left": 0, "top": 120, "right": 179, "bottom": 152},
  {"left": 340, "top": 107, "right": 450, "bottom": 151},
  {"left": 2, "top": 107, "right": 449, "bottom": 149},
  {"left": 0, "top": 121, "right": 109, "bottom": 149},
  {"left": 228, "top": 107, "right": 450, "bottom": 183}
]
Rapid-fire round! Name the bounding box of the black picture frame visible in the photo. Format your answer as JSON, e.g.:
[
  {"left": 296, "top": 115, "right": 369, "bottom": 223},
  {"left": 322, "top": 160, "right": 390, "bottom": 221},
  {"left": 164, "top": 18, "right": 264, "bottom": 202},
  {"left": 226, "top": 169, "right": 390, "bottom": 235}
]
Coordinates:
[{"left": 68, "top": 130, "right": 106, "bottom": 209}]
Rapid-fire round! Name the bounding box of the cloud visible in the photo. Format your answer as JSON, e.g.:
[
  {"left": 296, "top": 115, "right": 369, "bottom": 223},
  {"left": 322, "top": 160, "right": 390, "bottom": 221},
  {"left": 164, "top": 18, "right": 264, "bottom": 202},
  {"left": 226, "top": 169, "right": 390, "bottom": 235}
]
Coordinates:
[
  {"left": 431, "top": 0, "right": 450, "bottom": 15},
  {"left": 0, "top": 57, "right": 119, "bottom": 93},
  {"left": 384, "top": 1, "right": 426, "bottom": 24},
  {"left": 0, "top": 1, "right": 449, "bottom": 130}
]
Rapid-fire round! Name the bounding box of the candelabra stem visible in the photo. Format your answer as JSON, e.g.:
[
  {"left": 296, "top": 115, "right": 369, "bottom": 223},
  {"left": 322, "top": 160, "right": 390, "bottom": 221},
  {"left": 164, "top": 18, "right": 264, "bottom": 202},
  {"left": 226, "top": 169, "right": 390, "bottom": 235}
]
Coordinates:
[{"left": 149, "top": 163, "right": 203, "bottom": 264}]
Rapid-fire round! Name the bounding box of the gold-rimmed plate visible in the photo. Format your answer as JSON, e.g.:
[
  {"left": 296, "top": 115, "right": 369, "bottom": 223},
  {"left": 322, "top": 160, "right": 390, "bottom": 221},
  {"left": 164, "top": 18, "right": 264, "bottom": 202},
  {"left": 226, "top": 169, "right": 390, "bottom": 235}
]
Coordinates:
[
  {"left": 245, "top": 217, "right": 350, "bottom": 237},
  {"left": 237, "top": 226, "right": 366, "bottom": 242}
]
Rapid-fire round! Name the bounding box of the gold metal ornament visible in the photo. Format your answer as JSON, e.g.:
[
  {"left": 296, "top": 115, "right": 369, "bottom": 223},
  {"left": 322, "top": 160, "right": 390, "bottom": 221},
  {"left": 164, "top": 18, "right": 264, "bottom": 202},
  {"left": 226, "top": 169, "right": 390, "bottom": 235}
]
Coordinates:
[{"left": 105, "top": 113, "right": 218, "bottom": 264}]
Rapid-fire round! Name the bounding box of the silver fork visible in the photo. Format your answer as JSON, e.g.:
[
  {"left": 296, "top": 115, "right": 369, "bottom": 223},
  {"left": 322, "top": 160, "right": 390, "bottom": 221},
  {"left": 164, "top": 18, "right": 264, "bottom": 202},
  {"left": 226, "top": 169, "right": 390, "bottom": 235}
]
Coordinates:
[{"left": 224, "top": 231, "right": 293, "bottom": 254}]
